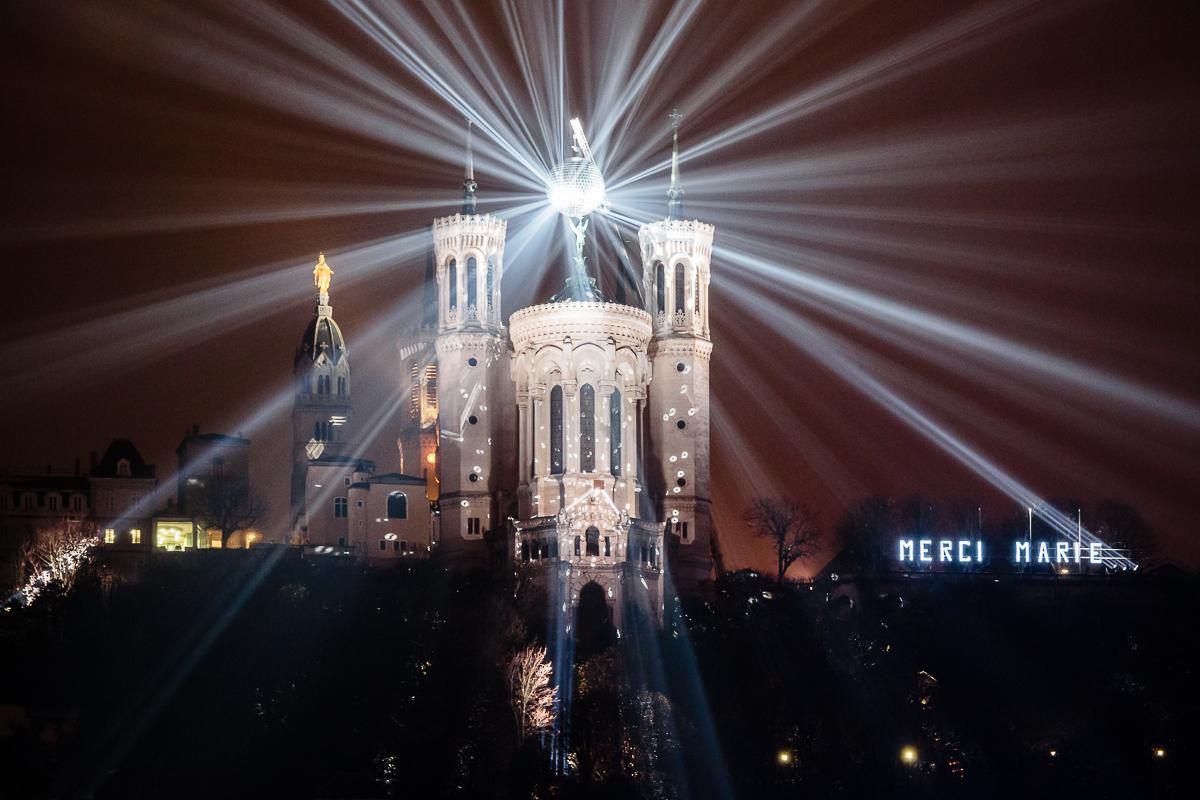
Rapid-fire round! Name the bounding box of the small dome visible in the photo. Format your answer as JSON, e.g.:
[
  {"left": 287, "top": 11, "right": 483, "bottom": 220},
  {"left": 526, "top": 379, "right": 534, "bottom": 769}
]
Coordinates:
[{"left": 297, "top": 314, "right": 347, "bottom": 366}]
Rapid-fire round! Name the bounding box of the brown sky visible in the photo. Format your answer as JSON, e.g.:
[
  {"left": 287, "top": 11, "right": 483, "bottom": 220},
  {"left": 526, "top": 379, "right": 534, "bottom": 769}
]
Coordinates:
[{"left": 2, "top": 0, "right": 1198, "bottom": 572}]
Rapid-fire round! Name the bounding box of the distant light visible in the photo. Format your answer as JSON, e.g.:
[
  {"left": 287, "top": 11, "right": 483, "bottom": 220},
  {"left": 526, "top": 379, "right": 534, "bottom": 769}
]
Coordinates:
[
  {"left": 1153, "top": 747, "right": 1166, "bottom": 759},
  {"left": 426, "top": 453, "right": 436, "bottom": 465},
  {"left": 1048, "top": 749, "right": 1057, "bottom": 757},
  {"left": 776, "top": 750, "right": 792, "bottom": 766},
  {"left": 901, "top": 746, "right": 918, "bottom": 765}
]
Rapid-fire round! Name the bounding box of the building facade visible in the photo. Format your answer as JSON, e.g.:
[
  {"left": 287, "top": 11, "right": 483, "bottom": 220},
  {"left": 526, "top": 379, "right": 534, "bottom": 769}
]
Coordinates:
[{"left": 291, "top": 123, "right": 717, "bottom": 628}]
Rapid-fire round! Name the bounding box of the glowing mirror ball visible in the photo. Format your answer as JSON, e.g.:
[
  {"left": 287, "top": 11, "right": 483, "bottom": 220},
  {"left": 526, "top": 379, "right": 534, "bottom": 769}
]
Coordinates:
[{"left": 546, "top": 156, "right": 605, "bottom": 218}]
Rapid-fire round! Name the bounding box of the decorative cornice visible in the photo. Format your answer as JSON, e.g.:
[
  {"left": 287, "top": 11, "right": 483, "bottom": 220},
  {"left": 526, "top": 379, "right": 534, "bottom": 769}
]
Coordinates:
[{"left": 509, "top": 301, "right": 652, "bottom": 352}]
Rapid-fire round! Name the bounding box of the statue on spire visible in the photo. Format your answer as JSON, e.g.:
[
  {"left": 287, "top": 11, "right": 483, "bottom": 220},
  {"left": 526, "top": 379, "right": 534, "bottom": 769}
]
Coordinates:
[
  {"left": 313, "top": 252, "right": 333, "bottom": 296},
  {"left": 667, "top": 108, "right": 684, "bottom": 220},
  {"left": 462, "top": 119, "right": 478, "bottom": 215}
]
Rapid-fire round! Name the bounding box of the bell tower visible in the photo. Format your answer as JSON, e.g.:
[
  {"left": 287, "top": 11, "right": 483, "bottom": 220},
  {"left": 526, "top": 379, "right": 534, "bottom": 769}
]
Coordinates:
[
  {"left": 291, "top": 253, "right": 352, "bottom": 538},
  {"left": 640, "top": 111, "right": 715, "bottom": 585},
  {"left": 432, "top": 122, "right": 510, "bottom": 564}
]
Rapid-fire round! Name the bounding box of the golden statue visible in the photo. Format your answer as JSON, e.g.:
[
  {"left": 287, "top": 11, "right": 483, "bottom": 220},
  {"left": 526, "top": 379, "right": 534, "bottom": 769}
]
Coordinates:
[{"left": 313, "top": 252, "right": 333, "bottom": 295}]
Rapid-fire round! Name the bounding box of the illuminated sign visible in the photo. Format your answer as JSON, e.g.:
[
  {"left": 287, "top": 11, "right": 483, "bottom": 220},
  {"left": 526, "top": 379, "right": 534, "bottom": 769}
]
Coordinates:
[{"left": 896, "top": 538, "right": 1109, "bottom": 566}]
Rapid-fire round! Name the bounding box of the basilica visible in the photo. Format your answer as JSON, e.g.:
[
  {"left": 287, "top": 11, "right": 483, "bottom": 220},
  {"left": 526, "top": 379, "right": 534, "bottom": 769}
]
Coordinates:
[{"left": 290, "top": 122, "right": 715, "bottom": 624}]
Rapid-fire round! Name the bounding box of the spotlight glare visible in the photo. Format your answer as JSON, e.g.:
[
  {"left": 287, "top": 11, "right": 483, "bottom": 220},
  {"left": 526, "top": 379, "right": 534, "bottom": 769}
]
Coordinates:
[{"left": 546, "top": 157, "right": 606, "bottom": 218}]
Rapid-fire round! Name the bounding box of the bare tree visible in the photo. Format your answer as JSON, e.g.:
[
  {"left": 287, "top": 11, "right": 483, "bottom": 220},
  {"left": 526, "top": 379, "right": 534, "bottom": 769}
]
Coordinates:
[
  {"left": 745, "top": 497, "right": 822, "bottom": 584},
  {"left": 18, "top": 518, "right": 99, "bottom": 603},
  {"left": 507, "top": 644, "right": 557, "bottom": 743},
  {"left": 192, "top": 473, "right": 265, "bottom": 547}
]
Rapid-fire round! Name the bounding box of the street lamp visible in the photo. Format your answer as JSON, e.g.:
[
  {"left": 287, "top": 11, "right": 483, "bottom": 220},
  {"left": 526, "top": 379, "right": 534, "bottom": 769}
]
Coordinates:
[{"left": 900, "top": 746, "right": 918, "bottom": 765}]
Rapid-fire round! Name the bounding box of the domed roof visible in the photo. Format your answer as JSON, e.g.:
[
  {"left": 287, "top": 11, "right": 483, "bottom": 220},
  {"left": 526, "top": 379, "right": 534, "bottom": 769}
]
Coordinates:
[{"left": 297, "top": 312, "right": 347, "bottom": 367}]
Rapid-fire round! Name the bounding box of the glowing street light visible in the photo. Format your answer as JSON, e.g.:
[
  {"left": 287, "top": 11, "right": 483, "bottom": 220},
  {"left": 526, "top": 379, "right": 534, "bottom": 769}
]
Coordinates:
[
  {"left": 1152, "top": 746, "right": 1166, "bottom": 759},
  {"left": 900, "top": 746, "right": 918, "bottom": 765},
  {"left": 776, "top": 749, "right": 793, "bottom": 766}
]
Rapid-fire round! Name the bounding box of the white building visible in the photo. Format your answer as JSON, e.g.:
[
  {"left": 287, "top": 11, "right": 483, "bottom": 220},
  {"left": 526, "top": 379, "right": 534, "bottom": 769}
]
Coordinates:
[{"left": 294, "top": 120, "right": 716, "bottom": 625}]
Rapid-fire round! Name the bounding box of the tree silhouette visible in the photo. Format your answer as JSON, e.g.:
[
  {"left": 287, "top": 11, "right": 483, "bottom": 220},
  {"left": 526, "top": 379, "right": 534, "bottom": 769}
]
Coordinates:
[
  {"left": 744, "top": 496, "right": 822, "bottom": 584},
  {"left": 192, "top": 473, "right": 265, "bottom": 547}
]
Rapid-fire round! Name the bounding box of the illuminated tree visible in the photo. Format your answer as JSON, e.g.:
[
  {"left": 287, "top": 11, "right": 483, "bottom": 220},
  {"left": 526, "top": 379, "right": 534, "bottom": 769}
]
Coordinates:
[
  {"left": 745, "top": 496, "right": 822, "bottom": 584},
  {"left": 193, "top": 473, "right": 265, "bottom": 547},
  {"left": 507, "top": 644, "right": 557, "bottom": 743},
  {"left": 18, "top": 517, "right": 99, "bottom": 604}
]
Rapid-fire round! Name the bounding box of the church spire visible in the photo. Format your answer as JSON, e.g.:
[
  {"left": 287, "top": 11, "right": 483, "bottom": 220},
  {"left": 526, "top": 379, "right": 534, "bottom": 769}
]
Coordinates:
[
  {"left": 667, "top": 108, "right": 684, "bottom": 220},
  {"left": 462, "top": 119, "right": 478, "bottom": 215}
]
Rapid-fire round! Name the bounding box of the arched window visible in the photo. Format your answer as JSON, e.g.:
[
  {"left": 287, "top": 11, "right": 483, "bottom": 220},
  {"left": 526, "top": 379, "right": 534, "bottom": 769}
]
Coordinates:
[
  {"left": 486, "top": 258, "right": 495, "bottom": 316},
  {"left": 574, "top": 535, "right": 581, "bottom": 557},
  {"left": 387, "top": 492, "right": 407, "bottom": 520},
  {"left": 550, "top": 385, "right": 564, "bottom": 474},
  {"left": 694, "top": 269, "right": 701, "bottom": 317},
  {"left": 337, "top": 376, "right": 346, "bottom": 396},
  {"left": 448, "top": 258, "right": 457, "bottom": 312},
  {"left": 467, "top": 256, "right": 478, "bottom": 310},
  {"left": 579, "top": 383, "right": 595, "bottom": 473},
  {"left": 317, "top": 375, "right": 330, "bottom": 395},
  {"left": 654, "top": 261, "right": 665, "bottom": 314},
  {"left": 675, "top": 262, "right": 685, "bottom": 313},
  {"left": 585, "top": 526, "right": 600, "bottom": 557},
  {"left": 609, "top": 388, "right": 621, "bottom": 476},
  {"left": 117, "top": 459, "right": 131, "bottom": 477}
]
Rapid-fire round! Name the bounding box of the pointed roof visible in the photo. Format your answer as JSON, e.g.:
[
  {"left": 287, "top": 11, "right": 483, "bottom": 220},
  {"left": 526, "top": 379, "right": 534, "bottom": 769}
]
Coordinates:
[
  {"left": 667, "top": 108, "right": 684, "bottom": 220},
  {"left": 462, "top": 119, "right": 478, "bottom": 214},
  {"left": 296, "top": 253, "right": 347, "bottom": 367},
  {"left": 92, "top": 439, "right": 156, "bottom": 479}
]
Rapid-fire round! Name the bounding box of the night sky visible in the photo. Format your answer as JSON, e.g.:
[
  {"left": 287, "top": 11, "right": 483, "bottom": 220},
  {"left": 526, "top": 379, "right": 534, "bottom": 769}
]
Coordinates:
[{"left": 2, "top": 0, "right": 1198, "bottom": 571}]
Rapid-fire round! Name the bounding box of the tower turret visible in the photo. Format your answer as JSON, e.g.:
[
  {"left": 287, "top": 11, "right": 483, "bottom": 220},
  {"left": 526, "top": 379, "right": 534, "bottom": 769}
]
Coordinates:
[
  {"left": 640, "top": 112, "right": 715, "bottom": 586},
  {"left": 431, "top": 137, "right": 512, "bottom": 564},
  {"left": 291, "top": 253, "right": 352, "bottom": 537}
]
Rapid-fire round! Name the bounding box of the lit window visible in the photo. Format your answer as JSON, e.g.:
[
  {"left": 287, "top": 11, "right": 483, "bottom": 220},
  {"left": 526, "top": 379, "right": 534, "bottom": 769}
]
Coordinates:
[
  {"left": 579, "top": 383, "right": 595, "bottom": 473},
  {"left": 550, "top": 385, "right": 564, "bottom": 474},
  {"left": 387, "top": 492, "right": 408, "bottom": 520},
  {"left": 334, "top": 497, "right": 348, "bottom": 518},
  {"left": 130, "top": 528, "right": 141, "bottom": 545},
  {"left": 486, "top": 259, "right": 495, "bottom": 315},
  {"left": 467, "top": 256, "right": 478, "bottom": 309},
  {"left": 654, "top": 261, "right": 665, "bottom": 314},
  {"left": 104, "top": 528, "right": 115, "bottom": 544},
  {"left": 610, "top": 388, "right": 622, "bottom": 476}
]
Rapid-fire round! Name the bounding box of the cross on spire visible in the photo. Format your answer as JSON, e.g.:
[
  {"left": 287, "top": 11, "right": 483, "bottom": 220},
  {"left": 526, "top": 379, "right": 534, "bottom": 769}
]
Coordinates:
[
  {"left": 462, "top": 119, "right": 478, "bottom": 214},
  {"left": 667, "top": 108, "right": 684, "bottom": 219}
]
